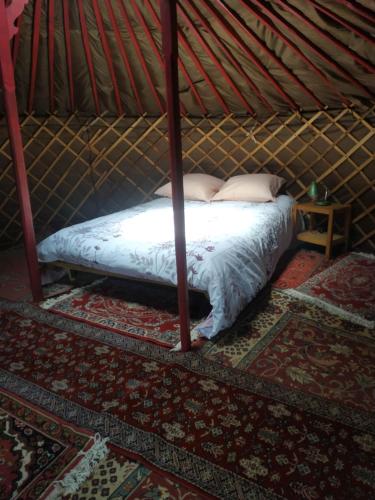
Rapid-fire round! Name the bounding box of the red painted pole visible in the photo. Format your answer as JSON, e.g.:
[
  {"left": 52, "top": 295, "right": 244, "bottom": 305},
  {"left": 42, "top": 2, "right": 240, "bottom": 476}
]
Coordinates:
[
  {"left": 144, "top": 0, "right": 207, "bottom": 114},
  {"left": 160, "top": 0, "right": 191, "bottom": 352},
  {"left": 0, "top": 0, "right": 43, "bottom": 301},
  {"left": 92, "top": 0, "right": 124, "bottom": 115},
  {"left": 28, "top": 0, "right": 42, "bottom": 113},
  {"left": 77, "top": 0, "right": 101, "bottom": 115}
]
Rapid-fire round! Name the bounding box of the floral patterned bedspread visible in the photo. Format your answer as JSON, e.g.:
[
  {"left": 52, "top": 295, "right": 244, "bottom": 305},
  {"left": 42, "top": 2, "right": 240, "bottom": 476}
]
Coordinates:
[{"left": 37, "top": 196, "right": 295, "bottom": 338}]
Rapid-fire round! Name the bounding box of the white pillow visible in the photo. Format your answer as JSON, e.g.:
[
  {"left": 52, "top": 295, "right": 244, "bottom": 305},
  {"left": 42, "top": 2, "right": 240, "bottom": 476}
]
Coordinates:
[
  {"left": 211, "top": 174, "right": 286, "bottom": 202},
  {"left": 154, "top": 173, "right": 224, "bottom": 202}
]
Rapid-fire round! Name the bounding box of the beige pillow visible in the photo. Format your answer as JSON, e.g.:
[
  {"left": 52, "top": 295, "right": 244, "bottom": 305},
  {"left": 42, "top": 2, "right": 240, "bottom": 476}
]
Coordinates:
[
  {"left": 211, "top": 174, "right": 286, "bottom": 202},
  {"left": 154, "top": 173, "right": 224, "bottom": 202}
]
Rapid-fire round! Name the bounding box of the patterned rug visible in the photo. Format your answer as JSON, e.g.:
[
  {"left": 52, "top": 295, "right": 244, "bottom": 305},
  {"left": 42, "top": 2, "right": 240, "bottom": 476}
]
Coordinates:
[
  {"left": 285, "top": 252, "right": 375, "bottom": 328},
  {"left": 200, "top": 289, "right": 375, "bottom": 410},
  {"left": 0, "top": 299, "right": 374, "bottom": 499},
  {"left": 40, "top": 278, "right": 210, "bottom": 348},
  {"left": 0, "top": 386, "right": 108, "bottom": 499},
  {"left": 272, "top": 249, "right": 326, "bottom": 289}
]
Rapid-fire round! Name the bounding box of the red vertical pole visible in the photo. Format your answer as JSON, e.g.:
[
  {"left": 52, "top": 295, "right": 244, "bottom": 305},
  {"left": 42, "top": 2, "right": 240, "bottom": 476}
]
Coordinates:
[
  {"left": 0, "top": 0, "right": 43, "bottom": 301},
  {"left": 160, "top": 0, "right": 191, "bottom": 352}
]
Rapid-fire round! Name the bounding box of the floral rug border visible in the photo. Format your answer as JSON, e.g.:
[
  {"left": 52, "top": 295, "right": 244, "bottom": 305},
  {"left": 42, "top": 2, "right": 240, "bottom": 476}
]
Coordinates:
[
  {"left": 0, "top": 385, "right": 109, "bottom": 498},
  {"left": 1, "top": 298, "right": 373, "bottom": 433}
]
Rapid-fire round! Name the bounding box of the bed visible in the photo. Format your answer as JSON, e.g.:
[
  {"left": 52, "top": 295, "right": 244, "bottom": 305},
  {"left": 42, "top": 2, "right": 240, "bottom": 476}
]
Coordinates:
[{"left": 37, "top": 195, "right": 295, "bottom": 339}]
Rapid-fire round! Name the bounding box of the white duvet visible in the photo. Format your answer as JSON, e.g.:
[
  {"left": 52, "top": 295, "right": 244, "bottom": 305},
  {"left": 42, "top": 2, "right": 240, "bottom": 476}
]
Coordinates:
[{"left": 37, "top": 196, "right": 294, "bottom": 338}]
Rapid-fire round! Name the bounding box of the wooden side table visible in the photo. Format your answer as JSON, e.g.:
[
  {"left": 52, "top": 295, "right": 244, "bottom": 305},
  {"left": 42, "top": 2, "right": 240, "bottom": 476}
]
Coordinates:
[{"left": 292, "top": 202, "right": 351, "bottom": 259}]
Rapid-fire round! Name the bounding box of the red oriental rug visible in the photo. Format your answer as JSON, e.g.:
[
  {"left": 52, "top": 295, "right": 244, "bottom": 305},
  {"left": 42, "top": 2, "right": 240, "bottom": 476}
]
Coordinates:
[
  {"left": 40, "top": 278, "right": 209, "bottom": 348},
  {"left": 272, "top": 249, "right": 326, "bottom": 289},
  {"left": 1, "top": 299, "right": 375, "bottom": 499},
  {"left": 0, "top": 387, "right": 108, "bottom": 499},
  {"left": 285, "top": 252, "right": 375, "bottom": 328}
]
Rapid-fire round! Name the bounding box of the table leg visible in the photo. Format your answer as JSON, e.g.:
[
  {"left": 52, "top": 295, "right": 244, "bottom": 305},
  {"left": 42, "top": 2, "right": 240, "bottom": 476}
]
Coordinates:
[
  {"left": 326, "top": 211, "right": 334, "bottom": 259},
  {"left": 292, "top": 205, "right": 297, "bottom": 226},
  {"left": 344, "top": 207, "right": 351, "bottom": 252}
]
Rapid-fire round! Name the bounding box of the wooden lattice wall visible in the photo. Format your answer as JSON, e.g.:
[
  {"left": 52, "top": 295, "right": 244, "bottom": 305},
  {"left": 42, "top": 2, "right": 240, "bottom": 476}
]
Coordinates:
[{"left": 0, "top": 107, "right": 374, "bottom": 251}]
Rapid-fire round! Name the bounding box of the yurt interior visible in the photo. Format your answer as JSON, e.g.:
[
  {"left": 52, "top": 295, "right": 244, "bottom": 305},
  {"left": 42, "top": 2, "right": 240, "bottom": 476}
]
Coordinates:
[{"left": 0, "top": 1, "right": 374, "bottom": 498}]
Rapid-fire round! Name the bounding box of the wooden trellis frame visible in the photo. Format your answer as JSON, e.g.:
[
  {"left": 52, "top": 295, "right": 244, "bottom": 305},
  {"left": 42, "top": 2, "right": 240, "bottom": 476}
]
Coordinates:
[{"left": 1, "top": 106, "right": 374, "bottom": 252}]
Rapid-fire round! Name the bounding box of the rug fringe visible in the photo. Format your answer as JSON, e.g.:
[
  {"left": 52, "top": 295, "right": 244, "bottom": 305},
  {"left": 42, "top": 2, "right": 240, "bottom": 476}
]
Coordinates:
[
  {"left": 40, "top": 279, "right": 105, "bottom": 309},
  {"left": 46, "top": 433, "right": 109, "bottom": 499},
  {"left": 352, "top": 251, "right": 375, "bottom": 260},
  {"left": 284, "top": 288, "right": 374, "bottom": 329}
]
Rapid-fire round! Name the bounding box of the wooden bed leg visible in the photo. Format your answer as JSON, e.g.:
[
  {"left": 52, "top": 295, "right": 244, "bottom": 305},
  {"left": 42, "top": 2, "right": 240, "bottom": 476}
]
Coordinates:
[
  {"left": 67, "top": 268, "right": 76, "bottom": 283},
  {"left": 161, "top": 0, "right": 191, "bottom": 351}
]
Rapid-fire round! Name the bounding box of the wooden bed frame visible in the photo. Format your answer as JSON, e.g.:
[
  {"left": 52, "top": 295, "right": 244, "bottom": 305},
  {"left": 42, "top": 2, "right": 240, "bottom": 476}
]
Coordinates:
[{"left": 48, "top": 260, "right": 209, "bottom": 298}]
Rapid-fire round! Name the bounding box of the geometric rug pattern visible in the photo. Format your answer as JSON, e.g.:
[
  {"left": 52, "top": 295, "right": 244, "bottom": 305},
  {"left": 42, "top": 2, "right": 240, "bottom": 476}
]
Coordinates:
[{"left": 1, "top": 295, "right": 375, "bottom": 499}]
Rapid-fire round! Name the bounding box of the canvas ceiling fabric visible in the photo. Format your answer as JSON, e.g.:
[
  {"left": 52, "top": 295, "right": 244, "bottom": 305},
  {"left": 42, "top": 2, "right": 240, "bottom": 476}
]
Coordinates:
[{"left": 2, "top": 0, "right": 375, "bottom": 116}]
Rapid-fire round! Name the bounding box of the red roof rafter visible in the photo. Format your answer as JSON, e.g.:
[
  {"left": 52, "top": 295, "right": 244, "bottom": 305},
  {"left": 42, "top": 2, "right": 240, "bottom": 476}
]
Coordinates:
[
  {"left": 208, "top": 0, "right": 297, "bottom": 110},
  {"left": 104, "top": 0, "right": 144, "bottom": 115},
  {"left": 196, "top": 0, "right": 275, "bottom": 113},
  {"left": 117, "top": 0, "right": 164, "bottom": 114},
  {"left": 258, "top": 1, "right": 374, "bottom": 101},
  {"left": 130, "top": 0, "right": 186, "bottom": 114},
  {"left": 62, "top": 0, "right": 74, "bottom": 111},
  {"left": 334, "top": 0, "right": 375, "bottom": 24},
  {"left": 156, "top": 0, "right": 230, "bottom": 113},
  {"left": 175, "top": 56, "right": 208, "bottom": 115},
  {"left": 218, "top": 0, "right": 322, "bottom": 109},
  {"left": 239, "top": 0, "right": 350, "bottom": 107},
  {"left": 27, "top": 0, "right": 42, "bottom": 113},
  {"left": 177, "top": 27, "right": 230, "bottom": 113},
  {"left": 178, "top": 62, "right": 207, "bottom": 114},
  {"left": 179, "top": 1, "right": 255, "bottom": 115},
  {"left": 308, "top": 0, "right": 375, "bottom": 44},
  {"left": 77, "top": 0, "right": 100, "bottom": 115},
  {"left": 92, "top": 0, "right": 124, "bottom": 115},
  {"left": 144, "top": 0, "right": 207, "bottom": 115},
  {"left": 48, "top": 0, "right": 55, "bottom": 111},
  {"left": 11, "top": 13, "right": 22, "bottom": 66},
  {"left": 275, "top": 0, "right": 375, "bottom": 74}
]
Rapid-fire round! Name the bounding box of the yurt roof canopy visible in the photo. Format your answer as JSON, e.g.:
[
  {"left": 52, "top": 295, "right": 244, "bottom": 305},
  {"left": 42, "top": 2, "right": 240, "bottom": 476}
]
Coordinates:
[{"left": 5, "top": 0, "right": 375, "bottom": 117}]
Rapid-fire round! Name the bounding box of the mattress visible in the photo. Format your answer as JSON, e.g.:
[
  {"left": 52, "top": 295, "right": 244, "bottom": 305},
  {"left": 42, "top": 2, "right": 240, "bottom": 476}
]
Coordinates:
[{"left": 37, "top": 196, "right": 295, "bottom": 338}]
